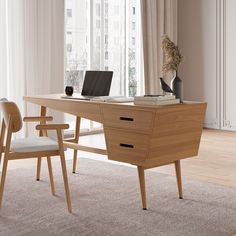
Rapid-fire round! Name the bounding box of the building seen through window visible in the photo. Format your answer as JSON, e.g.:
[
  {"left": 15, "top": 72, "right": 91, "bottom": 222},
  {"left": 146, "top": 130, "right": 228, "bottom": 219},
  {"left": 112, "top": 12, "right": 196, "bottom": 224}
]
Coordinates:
[
  {"left": 132, "top": 7, "right": 135, "bottom": 15},
  {"left": 67, "top": 8, "right": 72, "bottom": 17},
  {"left": 65, "top": 0, "right": 143, "bottom": 131},
  {"left": 132, "top": 22, "right": 135, "bottom": 30},
  {"left": 65, "top": 0, "right": 143, "bottom": 96}
]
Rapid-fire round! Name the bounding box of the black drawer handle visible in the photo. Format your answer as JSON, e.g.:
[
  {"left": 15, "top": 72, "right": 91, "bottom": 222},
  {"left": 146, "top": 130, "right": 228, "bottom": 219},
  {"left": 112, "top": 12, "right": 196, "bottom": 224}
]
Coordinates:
[
  {"left": 120, "top": 117, "right": 134, "bottom": 121},
  {"left": 120, "top": 143, "right": 134, "bottom": 149}
]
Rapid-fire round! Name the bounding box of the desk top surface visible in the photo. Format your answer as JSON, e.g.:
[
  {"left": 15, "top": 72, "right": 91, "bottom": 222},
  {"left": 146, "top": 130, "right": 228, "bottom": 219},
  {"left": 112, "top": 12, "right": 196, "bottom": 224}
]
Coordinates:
[{"left": 24, "top": 94, "right": 206, "bottom": 111}]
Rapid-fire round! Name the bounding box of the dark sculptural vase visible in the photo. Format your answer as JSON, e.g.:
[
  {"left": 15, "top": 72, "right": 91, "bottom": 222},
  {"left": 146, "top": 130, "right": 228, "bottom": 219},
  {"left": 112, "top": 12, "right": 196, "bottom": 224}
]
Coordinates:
[{"left": 171, "top": 71, "right": 183, "bottom": 102}]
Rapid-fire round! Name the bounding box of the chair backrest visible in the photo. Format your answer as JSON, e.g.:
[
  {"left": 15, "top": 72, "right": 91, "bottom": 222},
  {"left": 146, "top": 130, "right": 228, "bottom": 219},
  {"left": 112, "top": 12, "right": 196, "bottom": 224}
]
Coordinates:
[
  {"left": 0, "top": 101, "right": 23, "bottom": 133},
  {"left": 0, "top": 98, "right": 8, "bottom": 102}
]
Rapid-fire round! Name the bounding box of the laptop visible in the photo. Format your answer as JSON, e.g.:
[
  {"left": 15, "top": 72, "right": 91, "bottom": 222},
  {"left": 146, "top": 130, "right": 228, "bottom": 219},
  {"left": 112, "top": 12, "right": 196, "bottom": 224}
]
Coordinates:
[{"left": 62, "top": 70, "right": 113, "bottom": 100}]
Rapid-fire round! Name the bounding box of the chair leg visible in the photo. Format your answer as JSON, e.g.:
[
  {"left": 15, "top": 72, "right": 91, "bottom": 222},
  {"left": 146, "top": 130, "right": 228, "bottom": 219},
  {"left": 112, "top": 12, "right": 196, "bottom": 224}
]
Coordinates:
[
  {"left": 0, "top": 152, "right": 2, "bottom": 167},
  {"left": 0, "top": 157, "right": 8, "bottom": 207},
  {"left": 60, "top": 154, "right": 72, "bottom": 213},
  {"left": 0, "top": 146, "right": 3, "bottom": 167},
  {"left": 72, "top": 150, "right": 78, "bottom": 174},
  {"left": 137, "top": 166, "right": 147, "bottom": 210},
  {"left": 36, "top": 157, "right": 42, "bottom": 181},
  {"left": 47, "top": 156, "right": 55, "bottom": 195},
  {"left": 0, "top": 121, "right": 6, "bottom": 168},
  {"left": 175, "top": 160, "right": 183, "bottom": 199}
]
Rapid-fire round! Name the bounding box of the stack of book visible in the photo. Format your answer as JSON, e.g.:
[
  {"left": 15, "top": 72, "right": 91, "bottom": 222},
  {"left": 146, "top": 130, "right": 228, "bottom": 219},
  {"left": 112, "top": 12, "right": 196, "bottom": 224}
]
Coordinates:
[
  {"left": 134, "top": 95, "right": 180, "bottom": 106},
  {"left": 91, "top": 96, "right": 134, "bottom": 103}
]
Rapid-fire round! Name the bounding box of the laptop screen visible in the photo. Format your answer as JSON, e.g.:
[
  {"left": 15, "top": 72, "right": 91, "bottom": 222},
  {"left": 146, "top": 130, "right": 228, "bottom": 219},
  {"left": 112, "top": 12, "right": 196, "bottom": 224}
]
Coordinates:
[{"left": 81, "top": 71, "right": 113, "bottom": 96}]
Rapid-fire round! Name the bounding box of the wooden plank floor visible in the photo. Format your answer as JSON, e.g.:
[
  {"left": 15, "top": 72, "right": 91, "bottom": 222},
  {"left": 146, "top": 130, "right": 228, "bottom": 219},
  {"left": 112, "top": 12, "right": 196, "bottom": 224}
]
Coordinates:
[
  {"left": 156, "top": 129, "right": 236, "bottom": 187},
  {"left": 6, "top": 129, "right": 236, "bottom": 187}
]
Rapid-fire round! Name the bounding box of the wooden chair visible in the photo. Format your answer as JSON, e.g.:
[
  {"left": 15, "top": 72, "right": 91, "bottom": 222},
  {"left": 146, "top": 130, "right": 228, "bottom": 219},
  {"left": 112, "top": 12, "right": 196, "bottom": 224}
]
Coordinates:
[
  {"left": 0, "top": 101, "right": 72, "bottom": 213},
  {"left": 0, "top": 98, "right": 8, "bottom": 166},
  {"left": 36, "top": 116, "right": 81, "bottom": 176}
]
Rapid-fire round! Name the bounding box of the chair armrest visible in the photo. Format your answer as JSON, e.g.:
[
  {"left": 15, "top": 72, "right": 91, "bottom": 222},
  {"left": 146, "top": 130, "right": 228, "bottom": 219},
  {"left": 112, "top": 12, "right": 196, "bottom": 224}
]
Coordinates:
[
  {"left": 0, "top": 146, "right": 5, "bottom": 152},
  {"left": 23, "top": 116, "right": 53, "bottom": 122},
  {"left": 36, "top": 124, "right": 69, "bottom": 130}
]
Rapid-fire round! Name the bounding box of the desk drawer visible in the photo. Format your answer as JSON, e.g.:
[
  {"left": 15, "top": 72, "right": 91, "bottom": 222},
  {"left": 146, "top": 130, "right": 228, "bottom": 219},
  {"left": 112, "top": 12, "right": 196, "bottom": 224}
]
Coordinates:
[
  {"left": 102, "top": 107, "right": 154, "bottom": 133},
  {"left": 105, "top": 128, "right": 149, "bottom": 165}
]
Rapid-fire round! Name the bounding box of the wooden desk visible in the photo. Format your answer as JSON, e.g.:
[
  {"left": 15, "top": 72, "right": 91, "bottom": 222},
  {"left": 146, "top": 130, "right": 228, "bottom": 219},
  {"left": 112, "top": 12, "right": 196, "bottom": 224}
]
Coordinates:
[{"left": 24, "top": 94, "right": 207, "bottom": 210}]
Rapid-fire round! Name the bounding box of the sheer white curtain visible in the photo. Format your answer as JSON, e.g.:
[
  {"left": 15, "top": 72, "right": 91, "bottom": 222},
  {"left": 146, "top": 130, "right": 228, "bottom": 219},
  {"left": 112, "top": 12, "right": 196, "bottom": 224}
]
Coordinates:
[
  {"left": 0, "top": 0, "right": 8, "bottom": 99},
  {"left": 25, "top": 0, "right": 65, "bottom": 136},
  {"left": 0, "top": 0, "right": 26, "bottom": 111},
  {"left": 0, "top": 0, "right": 65, "bottom": 136}
]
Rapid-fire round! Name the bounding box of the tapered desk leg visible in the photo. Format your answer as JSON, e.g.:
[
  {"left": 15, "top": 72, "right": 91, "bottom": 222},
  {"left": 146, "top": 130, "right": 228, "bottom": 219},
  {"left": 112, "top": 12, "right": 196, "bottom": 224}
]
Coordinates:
[
  {"left": 175, "top": 160, "right": 183, "bottom": 199},
  {"left": 72, "top": 117, "right": 81, "bottom": 174},
  {"left": 137, "top": 166, "right": 147, "bottom": 210}
]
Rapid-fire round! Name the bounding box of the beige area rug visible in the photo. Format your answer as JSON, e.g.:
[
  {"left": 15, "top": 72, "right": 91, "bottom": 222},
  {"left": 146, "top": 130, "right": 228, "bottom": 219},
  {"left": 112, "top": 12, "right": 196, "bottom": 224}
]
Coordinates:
[{"left": 0, "top": 158, "right": 235, "bottom": 236}]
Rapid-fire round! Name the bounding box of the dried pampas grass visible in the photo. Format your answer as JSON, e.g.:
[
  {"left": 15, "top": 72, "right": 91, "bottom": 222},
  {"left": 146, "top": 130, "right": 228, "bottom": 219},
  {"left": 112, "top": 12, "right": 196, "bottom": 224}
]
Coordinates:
[{"left": 161, "top": 35, "right": 183, "bottom": 75}]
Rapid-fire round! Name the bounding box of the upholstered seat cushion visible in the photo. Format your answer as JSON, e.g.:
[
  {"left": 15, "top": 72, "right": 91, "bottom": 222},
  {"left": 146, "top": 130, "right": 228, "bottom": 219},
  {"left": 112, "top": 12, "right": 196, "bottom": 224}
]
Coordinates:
[{"left": 10, "top": 137, "right": 60, "bottom": 153}]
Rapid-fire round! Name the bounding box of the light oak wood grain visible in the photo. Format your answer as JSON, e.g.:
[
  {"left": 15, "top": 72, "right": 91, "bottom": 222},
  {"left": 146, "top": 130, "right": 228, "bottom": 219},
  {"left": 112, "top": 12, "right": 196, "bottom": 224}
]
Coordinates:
[
  {"left": 5, "top": 129, "right": 236, "bottom": 188},
  {"left": 0, "top": 120, "right": 6, "bottom": 165},
  {"left": 0, "top": 101, "right": 72, "bottom": 213},
  {"left": 23, "top": 116, "right": 53, "bottom": 122},
  {"left": 36, "top": 124, "right": 69, "bottom": 130},
  {"left": 175, "top": 160, "right": 183, "bottom": 199},
  {"left": 64, "top": 142, "right": 107, "bottom": 156},
  {"left": 24, "top": 95, "right": 102, "bottom": 122},
  {"left": 24, "top": 94, "right": 206, "bottom": 209},
  {"left": 101, "top": 107, "right": 154, "bottom": 134},
  {"left": 72, "top": 117, "right": 81, "bottom": 173},
  {"left": 47, "top": 156, "right": 55, "bottom": 195},
  {"left": 103, "top": 102, "right": 206, "bottom": 169},
  {"left": 137, "top": 166, "right": 147, "bottom": 210},
  {"left": 36, "top": 106, "right": 47, "bottom": 181},
  {"left": 104, "top": 128, "right": 149, "bottom": 164}
]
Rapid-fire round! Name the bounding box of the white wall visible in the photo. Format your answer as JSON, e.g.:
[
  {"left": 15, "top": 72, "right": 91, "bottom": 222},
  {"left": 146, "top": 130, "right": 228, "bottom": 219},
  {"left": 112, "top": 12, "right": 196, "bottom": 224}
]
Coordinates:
[
  {"left": 223, "top": 0, "right": 236, "bottom": 130},
  {"left": 178, "top": 0, "right": 236, "bottom": 130}
]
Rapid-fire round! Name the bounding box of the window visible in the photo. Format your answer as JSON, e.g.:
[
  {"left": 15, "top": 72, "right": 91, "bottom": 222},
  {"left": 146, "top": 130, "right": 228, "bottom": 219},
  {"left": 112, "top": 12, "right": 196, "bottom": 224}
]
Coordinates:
[
  {"left": 66, "top": 43, "right": 72, "bottom": 52},
  {"left": 132, "top": 37, "right": 135, "bottom": 46},
  {"left": 105, "top": 19, "right": 108, "bottom": 29},
  {"left": 105, "top": 35, "right": 108, "bottom": 44},
  {"left": 65, "top": 0, "right": 143, "bottom": 132},
  {"left": 96, "top": 36, "right": 100, "bottom": 48},
  {"left": 113, "top": 21, "right": 119, "bottom": 30},
  {"left": 132, "top": 7, "right": 135, "bottom": 15},
  {"left": 105, "top": 3, "right": 108, "bottom": 15},
  {"left": 67, "top": 9, "right": 72, "bottom": 18},
  {"left": 114, "top": 5, "right": 119, "bottom": 14},
  {"left": 105, "top": 51, "right": 108, "bottom": 60},
  {"left": 96, "top": 4, "right": 100, "bottom": 16},
  {"left": 132, "top": 22, "right": 135, "bottom": 30},
  {"left": 114, "top": 37, "right": 119, "bottom": 44},
  {"left": 96, "top": 20, "right": 100, "bottom": 28}
]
